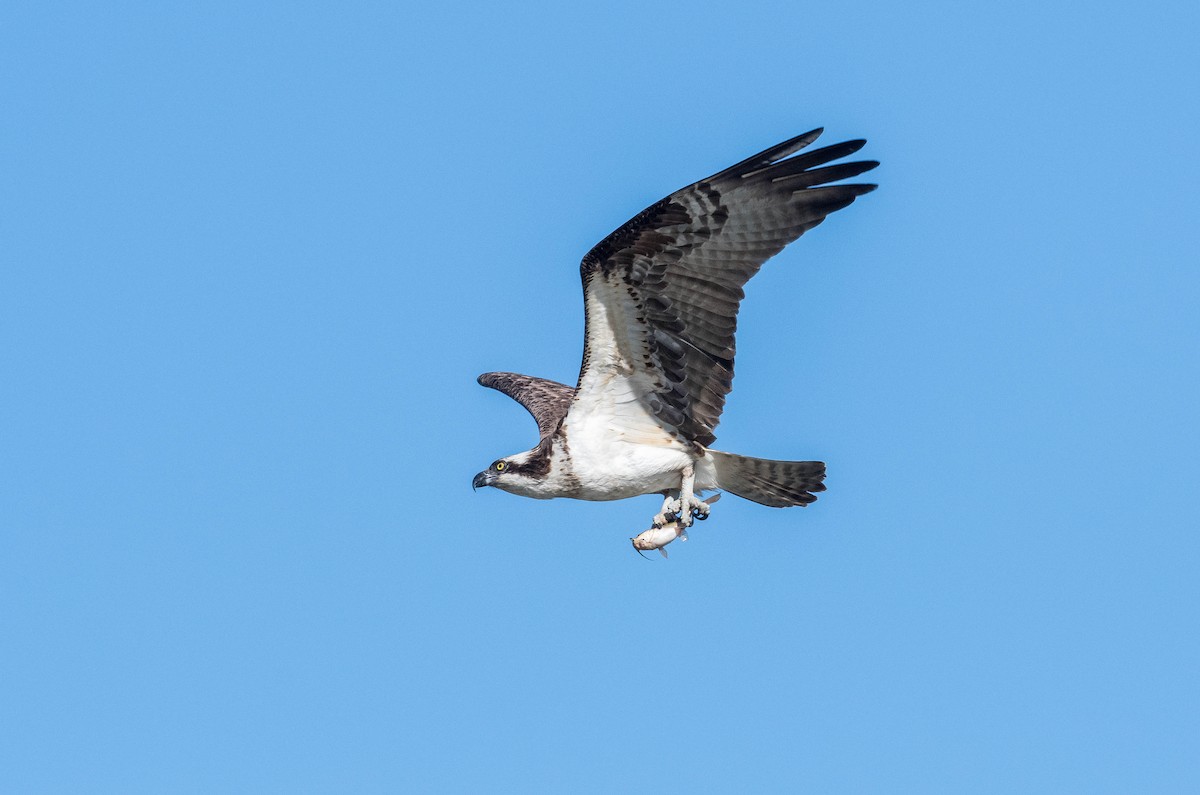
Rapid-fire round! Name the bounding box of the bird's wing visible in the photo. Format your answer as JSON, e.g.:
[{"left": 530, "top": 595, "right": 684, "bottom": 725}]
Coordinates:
[
  {"left": 570, "top": 129, "right": 877, "bottom": 447},
  {"left": 477, "top": 372, "right": 576, "bottom": 441}
]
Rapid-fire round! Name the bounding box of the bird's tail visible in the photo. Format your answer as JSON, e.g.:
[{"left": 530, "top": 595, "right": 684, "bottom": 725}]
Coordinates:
[{"left": 709, "top": 450, "right": 826, "bottom": 508}]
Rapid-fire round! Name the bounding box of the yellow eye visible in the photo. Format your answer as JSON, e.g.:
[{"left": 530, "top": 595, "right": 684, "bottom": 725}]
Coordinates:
[{"left": 494, "top": 460, "right": 508, "bottom": 472}]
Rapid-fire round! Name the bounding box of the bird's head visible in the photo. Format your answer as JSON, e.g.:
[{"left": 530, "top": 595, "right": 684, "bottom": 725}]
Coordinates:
[
  {"left": 471, "top": 457, "right": 511, "bottom": 491},
  {"left": 472, "top": 450, "right": 545, "bottom": 496}
]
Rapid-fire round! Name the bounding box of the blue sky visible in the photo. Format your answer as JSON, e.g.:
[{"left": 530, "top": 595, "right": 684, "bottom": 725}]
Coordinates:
[{"left": 3, "top": 1, "right": 1198, "bottom": 791}]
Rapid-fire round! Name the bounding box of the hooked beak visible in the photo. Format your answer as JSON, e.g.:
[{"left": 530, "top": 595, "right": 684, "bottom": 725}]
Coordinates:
[{"left": 472, "top": 471, "right": 494, "bottom": 491}]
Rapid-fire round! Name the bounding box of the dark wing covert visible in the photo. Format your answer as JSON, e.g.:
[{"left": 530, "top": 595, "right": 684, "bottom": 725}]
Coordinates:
[{"left": 477, "top": 372, "right": 576, "bottom": 441}]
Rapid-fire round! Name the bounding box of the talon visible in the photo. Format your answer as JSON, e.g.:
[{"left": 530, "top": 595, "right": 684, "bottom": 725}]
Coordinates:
[{"left": 692, "top": 508, "right": 708, "bottom": 520}]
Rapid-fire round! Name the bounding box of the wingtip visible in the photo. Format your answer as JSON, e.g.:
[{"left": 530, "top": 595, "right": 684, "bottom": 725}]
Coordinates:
[
  {"left": 777, "top": 127, "right": 824, "bottom": 159},
  {"left": 711, "top": 127, "right": 831, "bottom": 183}
]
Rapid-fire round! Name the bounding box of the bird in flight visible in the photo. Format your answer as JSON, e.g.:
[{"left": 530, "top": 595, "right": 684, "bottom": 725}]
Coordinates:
[{"left": 473, "top": 128, "right": 877, "bottom": 543}]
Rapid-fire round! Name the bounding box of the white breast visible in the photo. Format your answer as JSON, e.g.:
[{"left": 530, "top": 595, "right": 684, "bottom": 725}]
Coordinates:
[{"left": 547, "top": 284, "right": 720, "bottom": 500}]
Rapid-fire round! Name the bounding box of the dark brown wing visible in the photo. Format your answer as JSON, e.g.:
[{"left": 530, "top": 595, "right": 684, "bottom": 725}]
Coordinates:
[
  {"left": 573, "top": 129, "right": 878, "bottom": 447},
  {"left": 477, "top": 372, "right": 576, "bottom": 441}
]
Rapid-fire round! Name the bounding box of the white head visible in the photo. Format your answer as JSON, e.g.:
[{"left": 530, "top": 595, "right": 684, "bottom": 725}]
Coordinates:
[{"left": 471, "top": 447, "right": 554, "bottom": 498}]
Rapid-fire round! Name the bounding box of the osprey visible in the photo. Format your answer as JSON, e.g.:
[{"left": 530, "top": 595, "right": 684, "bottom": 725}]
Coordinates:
[{"left": 473, "top": 129, "right": 877, "bottom": 537}]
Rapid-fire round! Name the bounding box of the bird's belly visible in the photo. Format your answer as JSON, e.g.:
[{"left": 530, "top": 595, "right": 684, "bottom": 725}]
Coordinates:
[{"left": 564, "top": 436, "right": 697, "bottom": 501}]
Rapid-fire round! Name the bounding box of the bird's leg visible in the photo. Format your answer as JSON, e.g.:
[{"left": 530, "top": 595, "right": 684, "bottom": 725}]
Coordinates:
[
  {"left": 652, "top": 491, "right": 682, "bottom": 528},
  {"left": 677, "top": 464, "right": 696, "bottom": 529}
]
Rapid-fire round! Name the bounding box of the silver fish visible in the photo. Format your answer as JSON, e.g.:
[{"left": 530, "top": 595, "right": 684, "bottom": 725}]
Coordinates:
[{"left": 631, "top": 494, "right": 720, "bottom": 558}]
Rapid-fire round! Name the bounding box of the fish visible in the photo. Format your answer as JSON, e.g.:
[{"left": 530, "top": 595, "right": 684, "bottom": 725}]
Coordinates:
[
  {"left": 631, "top": 522, "right": 687, "bottom": 559},
  {"left": 631, "top": 494, "right": 721, "bottom": 558}
]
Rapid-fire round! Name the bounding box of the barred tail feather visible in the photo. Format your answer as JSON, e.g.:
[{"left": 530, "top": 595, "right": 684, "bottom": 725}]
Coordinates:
[{"left": 710, "top": 450, "right": 826, "bottom": 508}]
